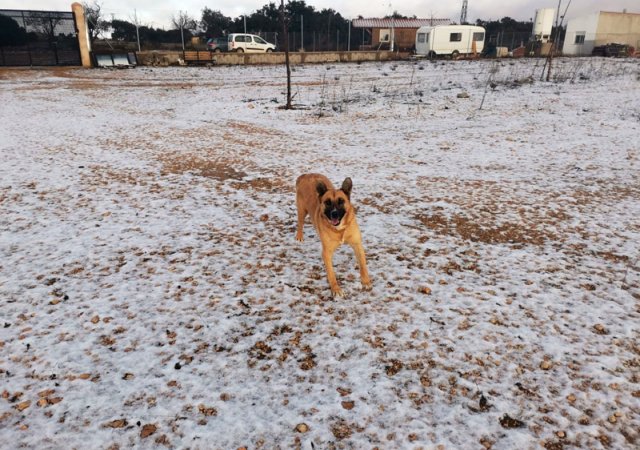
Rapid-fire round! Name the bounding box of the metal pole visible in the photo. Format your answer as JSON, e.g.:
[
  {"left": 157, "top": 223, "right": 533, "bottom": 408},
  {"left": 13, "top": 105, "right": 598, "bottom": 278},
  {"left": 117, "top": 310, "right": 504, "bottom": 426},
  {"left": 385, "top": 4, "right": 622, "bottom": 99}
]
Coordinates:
[
  {"left": 180, "top": 11, "right": 185, "bottom": 51},
  {"left": 244, "top": 16, "right": 247, "bottom": 33},
  {"left": 280, "top": 0, "right": 291, "bottom": 109},
  {"left": 50, "top": 16, "right": 60, "bottom": 65},
  {"left": 348, "top": 20, "right": 351, "bottom": 51},
  {"left": 134, "top": 9, "right": 140, "bottom": 52},
  {"left": 301, "top": 15, "right": 303, "bottom": 51},
  {"left": 391, "top": 17, "right": 395, "bottom": 52},
  {"left": 328, "top": 21, "right": 330, "bottom": 51},
  {"left": 22, "top": 12, "right": 33, "bottom": 66},
  {"left": 337, "top": 29, "right": 339, "bottom": 51}
]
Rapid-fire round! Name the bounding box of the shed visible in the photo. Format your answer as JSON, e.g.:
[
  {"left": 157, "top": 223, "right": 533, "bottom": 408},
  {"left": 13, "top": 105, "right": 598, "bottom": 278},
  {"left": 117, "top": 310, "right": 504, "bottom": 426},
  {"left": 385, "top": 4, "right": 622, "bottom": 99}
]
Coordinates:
[{"left": 352, "top": 18, "right": 451, "bottom": 51}]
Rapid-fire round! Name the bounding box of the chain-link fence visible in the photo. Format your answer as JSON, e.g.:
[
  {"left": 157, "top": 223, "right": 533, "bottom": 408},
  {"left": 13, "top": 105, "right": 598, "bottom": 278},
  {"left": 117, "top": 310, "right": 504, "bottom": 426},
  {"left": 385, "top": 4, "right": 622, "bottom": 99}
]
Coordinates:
[{"left": 0, "top": 9, "right": 81, "bottom": 66}]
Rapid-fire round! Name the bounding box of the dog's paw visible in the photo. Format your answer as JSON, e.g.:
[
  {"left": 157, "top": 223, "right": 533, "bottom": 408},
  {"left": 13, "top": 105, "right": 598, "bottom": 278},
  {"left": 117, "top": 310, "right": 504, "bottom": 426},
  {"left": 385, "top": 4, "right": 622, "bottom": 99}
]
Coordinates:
[
  {"left": 361, "top": 281, "right": 372, "bottom": 291},
  {"left": 331, "top": 287, "right": 345, "bottom": 298},
  {"left": 295, "top": 232, "right": 304, "bottom": 242}
]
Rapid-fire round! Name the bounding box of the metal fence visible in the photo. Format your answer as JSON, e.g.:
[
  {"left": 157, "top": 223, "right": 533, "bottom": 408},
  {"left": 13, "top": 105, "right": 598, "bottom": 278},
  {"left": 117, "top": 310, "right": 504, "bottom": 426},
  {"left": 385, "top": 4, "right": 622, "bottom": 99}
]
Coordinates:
[
  {"left": 487, "top": 31, "right": 533, "bottom": 50},
  {"left": 0, "top": 9, "right": 81, "bottom": 66},
  {"left": 94, "top": 30, "right": 368, "bottom": 53}
]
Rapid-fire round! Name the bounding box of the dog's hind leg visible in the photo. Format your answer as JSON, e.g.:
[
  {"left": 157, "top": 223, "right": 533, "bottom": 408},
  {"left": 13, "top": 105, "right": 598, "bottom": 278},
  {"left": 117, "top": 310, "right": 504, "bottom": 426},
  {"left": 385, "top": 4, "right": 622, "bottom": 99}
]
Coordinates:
[{"left": 295, "top": 199, "right": 306, "bottom": 242}]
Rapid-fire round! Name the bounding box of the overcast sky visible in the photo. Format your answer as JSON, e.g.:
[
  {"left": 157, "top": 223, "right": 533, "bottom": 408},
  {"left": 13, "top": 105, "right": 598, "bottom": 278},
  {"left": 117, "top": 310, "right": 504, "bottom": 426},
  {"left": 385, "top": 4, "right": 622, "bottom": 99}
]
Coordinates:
[{"left": 4, "top": 1, "right": 638, "bottom": 29}]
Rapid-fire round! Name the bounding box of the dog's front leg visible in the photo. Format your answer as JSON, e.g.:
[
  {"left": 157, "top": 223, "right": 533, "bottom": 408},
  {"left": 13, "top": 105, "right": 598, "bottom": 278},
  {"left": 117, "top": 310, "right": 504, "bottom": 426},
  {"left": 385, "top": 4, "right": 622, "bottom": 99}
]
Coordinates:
[
  {"left": 351, "top": 242, "right": 372, "bottom": 291},
  {"left": 295, "top": 197, "right": 306, "bottom": 241},
  {"left": 322, "top": 245, "right": 343, "bottom": 297}
]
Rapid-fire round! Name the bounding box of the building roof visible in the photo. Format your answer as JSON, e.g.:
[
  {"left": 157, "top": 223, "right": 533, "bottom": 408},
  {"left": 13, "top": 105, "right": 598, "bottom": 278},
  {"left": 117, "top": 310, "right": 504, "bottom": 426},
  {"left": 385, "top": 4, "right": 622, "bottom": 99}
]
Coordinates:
[
  {"left": 600, "top": 10, "right": 640, "bottom": 16},
  {"left": 352, "top": 18, "right": 451, "bottom": 28}
]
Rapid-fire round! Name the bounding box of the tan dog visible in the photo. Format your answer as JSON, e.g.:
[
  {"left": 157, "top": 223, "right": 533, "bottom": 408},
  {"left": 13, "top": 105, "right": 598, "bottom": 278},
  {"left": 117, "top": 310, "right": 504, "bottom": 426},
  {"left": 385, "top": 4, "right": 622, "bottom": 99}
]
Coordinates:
[{"left": 295, "top": 173, "right": 371, "bottom": 297}]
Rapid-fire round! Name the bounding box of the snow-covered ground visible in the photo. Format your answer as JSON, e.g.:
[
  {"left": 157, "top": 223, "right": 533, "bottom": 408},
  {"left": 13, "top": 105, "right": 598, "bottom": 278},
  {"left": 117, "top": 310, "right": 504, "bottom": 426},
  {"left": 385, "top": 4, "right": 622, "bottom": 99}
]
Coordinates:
[{"left": 1, "top": 57, "right": 639, "bottom": 449}]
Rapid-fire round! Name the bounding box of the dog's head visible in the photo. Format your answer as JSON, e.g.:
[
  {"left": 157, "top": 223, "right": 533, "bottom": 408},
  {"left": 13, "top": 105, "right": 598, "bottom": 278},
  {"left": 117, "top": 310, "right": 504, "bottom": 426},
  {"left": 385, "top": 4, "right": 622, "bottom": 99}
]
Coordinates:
[{"left": 316, "top": 177, "right": 353, "bottom": 227}]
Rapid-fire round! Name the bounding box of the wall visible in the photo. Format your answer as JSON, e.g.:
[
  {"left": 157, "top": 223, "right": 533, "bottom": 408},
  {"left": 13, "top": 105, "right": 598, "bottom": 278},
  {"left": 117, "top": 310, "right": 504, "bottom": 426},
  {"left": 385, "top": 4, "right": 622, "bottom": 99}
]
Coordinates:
[
  {"left": 595, "top": 12, "right": 640, "bottom": 47},
  {"left": 71, "top": 3, "right": 92, "bottom": 67},
  {"left": 563, "top": 13, "right": 600, "bottom": 56},
  {"left": 136, "top": 50, "right": 406, "bottom": 67}
]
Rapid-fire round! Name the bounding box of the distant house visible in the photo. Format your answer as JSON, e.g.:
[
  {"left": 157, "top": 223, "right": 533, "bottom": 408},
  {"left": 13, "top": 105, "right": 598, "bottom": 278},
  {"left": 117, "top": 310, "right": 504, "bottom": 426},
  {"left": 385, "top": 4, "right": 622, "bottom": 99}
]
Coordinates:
[
  {"left": 352, "top": 18, "right": 451, "bottom": 52},
  {"left": 563, "top": 10, "right": 640, "bottom": 56}
]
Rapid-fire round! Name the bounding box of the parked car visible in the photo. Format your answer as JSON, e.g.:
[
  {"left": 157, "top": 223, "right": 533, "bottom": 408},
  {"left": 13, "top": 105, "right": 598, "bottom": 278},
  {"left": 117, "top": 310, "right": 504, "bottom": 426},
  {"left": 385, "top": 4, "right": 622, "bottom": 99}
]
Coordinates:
[
  {"left": 227, "top": 33, "right": 276, "bottom": 53},
  {"left": 206, "top": 37, "right": 228, "bottom": 52}
]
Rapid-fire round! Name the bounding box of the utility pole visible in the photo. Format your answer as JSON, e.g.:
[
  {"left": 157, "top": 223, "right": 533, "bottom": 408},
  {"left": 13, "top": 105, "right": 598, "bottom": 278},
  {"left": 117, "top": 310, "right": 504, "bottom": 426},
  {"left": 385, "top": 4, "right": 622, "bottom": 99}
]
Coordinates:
[
  {"left": 460, "top": 0, "right": 468, "bottom": 24},
  {"left": 544, "top": 0, "right": 562, "bottom": 82}
]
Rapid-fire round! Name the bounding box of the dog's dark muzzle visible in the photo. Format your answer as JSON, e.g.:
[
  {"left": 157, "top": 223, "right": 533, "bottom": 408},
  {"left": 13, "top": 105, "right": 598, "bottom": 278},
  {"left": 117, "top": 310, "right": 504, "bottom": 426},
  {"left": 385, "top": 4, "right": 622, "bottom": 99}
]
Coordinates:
[{"left": 326, "top": 207, "right": 345, "bottom": 226}]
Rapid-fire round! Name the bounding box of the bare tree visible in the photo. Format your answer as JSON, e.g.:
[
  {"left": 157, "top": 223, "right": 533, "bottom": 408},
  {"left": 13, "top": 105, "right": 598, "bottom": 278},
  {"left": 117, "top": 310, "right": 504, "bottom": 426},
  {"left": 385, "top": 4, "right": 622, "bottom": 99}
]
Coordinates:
[
  {"left": 171, "top": 11, "right": 197, "bottom": 31},
  {"left": 172, "top": 11, "right": 198, "bottom": 51},
  {"left": 82, "top": 1, "right": 109, "bottom": 45}
]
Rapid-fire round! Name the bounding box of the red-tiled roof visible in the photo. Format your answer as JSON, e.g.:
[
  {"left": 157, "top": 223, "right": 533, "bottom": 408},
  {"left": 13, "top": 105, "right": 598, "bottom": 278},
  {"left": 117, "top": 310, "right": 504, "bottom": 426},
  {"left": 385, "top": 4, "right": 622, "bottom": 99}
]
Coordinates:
[{"left": 352, "top": 18, "right": 451, "bottom": 28}]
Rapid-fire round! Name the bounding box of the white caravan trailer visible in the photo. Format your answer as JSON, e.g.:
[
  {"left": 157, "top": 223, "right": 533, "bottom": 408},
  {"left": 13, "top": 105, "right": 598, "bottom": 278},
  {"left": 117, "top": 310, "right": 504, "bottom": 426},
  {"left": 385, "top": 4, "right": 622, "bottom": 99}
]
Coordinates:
[{"left": 415, "top": 25, "right": 485, "bottom": 58}]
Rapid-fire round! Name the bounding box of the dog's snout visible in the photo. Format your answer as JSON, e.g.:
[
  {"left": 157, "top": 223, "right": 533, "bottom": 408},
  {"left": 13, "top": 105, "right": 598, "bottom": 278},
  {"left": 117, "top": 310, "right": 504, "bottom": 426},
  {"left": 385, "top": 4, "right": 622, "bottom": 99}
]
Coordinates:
[{"left": 330, "top": 209, "right": 339, "bottom": 219}]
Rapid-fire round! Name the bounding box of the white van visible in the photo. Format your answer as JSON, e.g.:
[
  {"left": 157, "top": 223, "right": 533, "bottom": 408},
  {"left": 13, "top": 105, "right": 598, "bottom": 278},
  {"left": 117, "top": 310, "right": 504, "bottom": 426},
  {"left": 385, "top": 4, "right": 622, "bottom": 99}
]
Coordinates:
[
  {"left": 415, "top": 25, "right": 485, "bottom": 58},
  {"left": 228, "top": 34, "right": 276, "bottom": 53}
]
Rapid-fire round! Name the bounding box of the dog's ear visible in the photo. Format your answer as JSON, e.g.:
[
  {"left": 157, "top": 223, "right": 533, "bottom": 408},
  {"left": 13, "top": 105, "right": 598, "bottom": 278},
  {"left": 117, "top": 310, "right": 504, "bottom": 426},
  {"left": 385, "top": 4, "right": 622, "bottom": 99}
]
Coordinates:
[
  {"left": 341, "top": 177, "right": 352, "bottom": 199},
  {"left": 316, "top": 181, "right": 328, "bottom": 198}
]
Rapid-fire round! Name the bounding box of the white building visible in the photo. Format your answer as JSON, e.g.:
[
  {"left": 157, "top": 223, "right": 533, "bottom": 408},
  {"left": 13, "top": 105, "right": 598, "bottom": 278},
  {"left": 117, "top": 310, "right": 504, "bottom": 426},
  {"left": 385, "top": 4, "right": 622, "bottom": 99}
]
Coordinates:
[{"left": 563, "top": 10, "right": 640, "bottom": 56}]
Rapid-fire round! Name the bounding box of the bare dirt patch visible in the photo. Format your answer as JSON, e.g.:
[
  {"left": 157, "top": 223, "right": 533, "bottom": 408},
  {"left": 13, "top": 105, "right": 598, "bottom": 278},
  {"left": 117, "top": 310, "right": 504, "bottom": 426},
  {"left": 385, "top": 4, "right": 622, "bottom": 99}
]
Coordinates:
[
  {"left": 160, "top": 154, "right": 247, "bottom": 181},
  {"left": 87, "top": 166, "right": 150, "bottom": 186},
  {"left": 227, "top": 121, "right": 285, "bottom": 138},
  {"left": 416, "top": 213, "right": 553, "bottom": 245},
  {"left": 230, "top": 177, "right": 291, "bottom": 192}
]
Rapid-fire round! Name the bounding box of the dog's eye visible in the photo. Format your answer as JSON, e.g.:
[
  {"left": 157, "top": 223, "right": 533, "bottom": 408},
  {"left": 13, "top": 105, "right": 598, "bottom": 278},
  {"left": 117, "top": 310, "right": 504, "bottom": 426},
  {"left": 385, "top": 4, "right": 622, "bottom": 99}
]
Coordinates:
[
  {"left": 337, "top": 198, "right": 344, "bottom": 205},
  {"left": 324, "top": 200, "right": 332, "bottom": 207}
]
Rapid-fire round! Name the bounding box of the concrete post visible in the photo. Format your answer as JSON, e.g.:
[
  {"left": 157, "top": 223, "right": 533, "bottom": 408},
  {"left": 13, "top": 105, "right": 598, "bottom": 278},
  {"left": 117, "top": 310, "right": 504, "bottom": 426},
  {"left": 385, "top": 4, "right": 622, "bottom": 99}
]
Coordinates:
[{"left": 71, "top": 2, "right": 92, "bottom": 67}]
